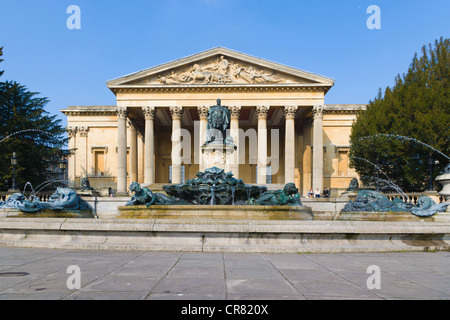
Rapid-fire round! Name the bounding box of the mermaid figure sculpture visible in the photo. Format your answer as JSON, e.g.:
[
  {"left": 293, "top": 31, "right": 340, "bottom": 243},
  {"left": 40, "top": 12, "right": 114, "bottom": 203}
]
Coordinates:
[
  {"left": 126, "top": 182, "right": 177, "bottom": 207},
  {"left": 342, "top": 190, "right": 448, "bottom": 217},
  {"left": 248, "top": 183, "right": 303, "bottom": 206},
  {"left": 0, "top": 188, "right": 91, "bottom": 213}
]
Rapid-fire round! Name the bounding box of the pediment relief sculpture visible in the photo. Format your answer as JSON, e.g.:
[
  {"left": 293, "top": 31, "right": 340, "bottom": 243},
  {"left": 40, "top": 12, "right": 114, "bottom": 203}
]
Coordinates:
[{"left": 141, "top": 56, "right": 303, "bottom": 85}]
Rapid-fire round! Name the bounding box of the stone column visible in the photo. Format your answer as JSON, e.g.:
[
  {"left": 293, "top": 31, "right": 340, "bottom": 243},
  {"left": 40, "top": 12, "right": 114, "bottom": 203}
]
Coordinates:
[
  {"left": 312, "top": 105, "right": 324, "bottom": 193},
  {"left": 128, "top": 119, "right": 138, "bottom": 184},
  {"left": 66, "top": 127, "right": 77, "bottom": 188},
  {"left": 142, "top": 106, "right": 155, "bottom": 185},
  {"left": 256, "top": 105, "right": 269, "bottom": 184},
  {"left": 229, "top": 106, "right": 241, "bottom": 178},
  {"left": 284, "top": 105, "right": 298, "bottom": 184},
  {"left": 197, "top": 106, "right": 209, "bottom": 172},
  {"left": 170, "top": 106, "right": 183, "bottom": 184},
  {"left": 78, "top": 126, "right": 89, "bottom": 180},
  {"left": 137, "top": 132, "right": 144, "bottom": 184},
  {"left": 116, "top": 106, "right": 128, "bottom": 195},
  {"left": 302, "top": 119, "right": 313, "bottom": 196}
]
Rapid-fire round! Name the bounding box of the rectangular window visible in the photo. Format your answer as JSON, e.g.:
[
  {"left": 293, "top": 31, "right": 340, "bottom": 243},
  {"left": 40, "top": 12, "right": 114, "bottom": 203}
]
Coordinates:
[
  {"left": 338, "top": 151, "right": 348, "bottom": 176},
  {"left": 94, "top": 151, "right": 105, "bottom": 176}
]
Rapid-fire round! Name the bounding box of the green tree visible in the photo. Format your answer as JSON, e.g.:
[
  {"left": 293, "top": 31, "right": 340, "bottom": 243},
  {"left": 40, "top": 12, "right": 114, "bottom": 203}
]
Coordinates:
[
  {"left": 0, "top": 46, "right": 4, "bottom": 78},
  {"left": 0, "top": 48, "right": 67, "bottom": 191},
  {"left": 349, "top": 37, "right": 450, "bottom": 192}
]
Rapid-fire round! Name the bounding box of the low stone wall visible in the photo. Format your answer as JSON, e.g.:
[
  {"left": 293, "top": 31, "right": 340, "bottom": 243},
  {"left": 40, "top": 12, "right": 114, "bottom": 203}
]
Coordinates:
[
  {"left": 79, "top": 196, "right": 129, "bottom": 219},
  {"left": 301, "top": 198, "right": 349, "bottom": 220},
  {"left": 0, "top": 218, "right": 449, "bottom": 253},
  {"left": 338, "top": 211, "right": 450, "bottom": 222}
]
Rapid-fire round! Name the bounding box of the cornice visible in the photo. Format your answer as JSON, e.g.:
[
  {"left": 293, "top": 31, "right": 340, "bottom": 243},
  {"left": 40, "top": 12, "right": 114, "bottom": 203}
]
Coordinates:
[
  {"left": 323, "top": 105, "right": 367, "bottom": 115},
  {"left": 61, "top": 106, "right": 117, "bottom": 116},
  {"left": 109, "top": 84, "right": 332, "bottom": 95},
  {"left": 61, "top": 110, "right": 117, "bottom": 116}
]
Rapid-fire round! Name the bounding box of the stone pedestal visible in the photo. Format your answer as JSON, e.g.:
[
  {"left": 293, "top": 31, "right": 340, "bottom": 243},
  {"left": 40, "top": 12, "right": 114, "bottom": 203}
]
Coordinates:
[
  {"left": 201, "top": 141, "right": 236, "bottom": 172},
  {"left": 77, "top": 190, "right": 100, "bottom": 197},
  {"left": 436, "top": 173, "right": 450, "bottom": 212},
  {"left": 423, "top": 190, "right": 441, "bottom": 204},
  {"left": 339, "top": 191, "right": 358, "bottom": 201}
]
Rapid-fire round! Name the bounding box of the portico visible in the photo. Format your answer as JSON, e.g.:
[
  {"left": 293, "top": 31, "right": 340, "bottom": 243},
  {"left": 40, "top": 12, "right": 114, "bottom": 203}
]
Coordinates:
[{"left": 62, "top": 47, "right": 365, "bottom": 196}]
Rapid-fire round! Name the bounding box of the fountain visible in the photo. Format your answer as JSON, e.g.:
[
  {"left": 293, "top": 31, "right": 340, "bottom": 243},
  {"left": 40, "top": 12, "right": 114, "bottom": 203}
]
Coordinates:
[
  {"left": 118, "top": 99, "right": 312, "bottom": 220},
  {"left": 119, "top": 167, "right": 311, "bottom": 220},
  {"left": 163, "top": 167, "right": 267, "bottom": 205},
  {"left": 350, "top": 156, "right": 411, "bottom": 200},
  {"left": 0, "top": 129, "right": 93, "bottom": 217},
  {"left": 341, "top": 189, "right": 448, "bottom": 217},
  {"left": 357, "top": 134, "right": 449, "bottom": 161},
  {"left": 0, "top": 182, "right": 93, "bottom": 218},
  {"left": 340, "top": 135, "right": 450, "bottom": 219},
  {"left": 353, "top": 134, "right": 450, "bottom": 189},
  {"left": 0, "top": 129, "right": 65, "bottom": 145}
]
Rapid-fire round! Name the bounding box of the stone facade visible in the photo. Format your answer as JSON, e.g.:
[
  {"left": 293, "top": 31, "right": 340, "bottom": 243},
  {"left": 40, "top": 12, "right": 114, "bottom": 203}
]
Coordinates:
[{"left": 61, "top": 47, "right": 366, "bottom": 196}]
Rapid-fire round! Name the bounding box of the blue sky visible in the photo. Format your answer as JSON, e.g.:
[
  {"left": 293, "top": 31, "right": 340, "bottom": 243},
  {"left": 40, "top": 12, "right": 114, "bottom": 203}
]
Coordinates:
[{"left": 0, "top": 0, "right": 448, "bottom": 127}]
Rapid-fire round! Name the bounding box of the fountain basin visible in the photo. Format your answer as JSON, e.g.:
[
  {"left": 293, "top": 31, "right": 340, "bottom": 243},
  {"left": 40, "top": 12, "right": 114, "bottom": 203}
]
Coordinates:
[
  {"left": 337, "top": 211, "right": 450, "bottom": 222},
  {"left": 118, "top": 204, "right": 313, "bottom": 220},
  {"left": 0, "top": 207, "right": 94, "bottom": 218}
]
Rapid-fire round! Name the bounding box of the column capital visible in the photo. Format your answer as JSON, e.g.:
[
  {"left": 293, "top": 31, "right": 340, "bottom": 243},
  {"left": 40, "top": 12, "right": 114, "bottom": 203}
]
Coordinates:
[
  {"left": 78, "top": 126, "right": 89, "bottom": 137},
  {"left": 284, "top": 105, "right": 298, "bottom": 119},
  {"left": 312, "top": 105, "right": 324, "bottom": 119},
  {"left": 197, "top": 105, "right": 209, "bottom": 120},
  {"left": 117, "top": 106, "right": 128, "bottom": 120},
  {"left": 127, "top": 118, "right": 143, "bottom": 134},
  {"left": 142, "top": 106, "right": 155, "bottom": 120},
  {"left": 169, "top": 106, "right": 183, "bottom": 120},
  {"left": 228, "top": 106, "right": 241, "bottom": 119},
  {"left": 66, "top": 126, "right": 77, "bottom": 138},
  {"left": 255, "top": 105, "right": 270, "bottom": 119}
]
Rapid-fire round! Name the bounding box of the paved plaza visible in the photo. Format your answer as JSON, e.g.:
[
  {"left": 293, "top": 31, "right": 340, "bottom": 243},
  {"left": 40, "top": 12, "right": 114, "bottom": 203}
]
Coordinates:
[{"left": 0, "top": 247, "right": 448, "bottom": 300}]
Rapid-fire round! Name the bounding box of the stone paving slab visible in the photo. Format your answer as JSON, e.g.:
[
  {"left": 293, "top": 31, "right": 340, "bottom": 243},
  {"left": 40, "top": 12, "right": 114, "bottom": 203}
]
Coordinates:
[{"left": 0, "top": 247, "right": 448, "bottom": 301}]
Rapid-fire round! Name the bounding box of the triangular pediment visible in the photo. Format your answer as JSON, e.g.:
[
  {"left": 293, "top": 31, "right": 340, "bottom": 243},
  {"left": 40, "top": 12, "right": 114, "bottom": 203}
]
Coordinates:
[{"left": 107, "top": 47, "right": 334, "bottom": 89}]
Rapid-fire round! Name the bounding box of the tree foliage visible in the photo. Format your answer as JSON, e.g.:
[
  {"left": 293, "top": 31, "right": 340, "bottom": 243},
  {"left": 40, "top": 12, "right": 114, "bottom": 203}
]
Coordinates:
[
  {"left": 0, "top": 46, "right": 4, "bottom": 78},
  {"left": 0, "top": 47, "right": 67, "bottom": 191},
  {"left": 349, "top": 37, "right": 450, "bottom": 192}
]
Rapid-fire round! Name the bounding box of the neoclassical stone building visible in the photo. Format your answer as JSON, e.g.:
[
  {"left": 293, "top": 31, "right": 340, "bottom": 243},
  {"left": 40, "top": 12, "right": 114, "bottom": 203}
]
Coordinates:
[{"left": 61, "top": 48, "right": 366, "bottom": 196}]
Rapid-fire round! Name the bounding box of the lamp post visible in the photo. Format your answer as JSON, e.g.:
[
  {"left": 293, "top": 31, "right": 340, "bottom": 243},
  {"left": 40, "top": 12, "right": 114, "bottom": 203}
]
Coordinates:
[
  {"left": 10, "top": 152, "right": 18, "bottom": 192},
  {"left": 59, "top": 157, "right": 66, "bottom": 183}
]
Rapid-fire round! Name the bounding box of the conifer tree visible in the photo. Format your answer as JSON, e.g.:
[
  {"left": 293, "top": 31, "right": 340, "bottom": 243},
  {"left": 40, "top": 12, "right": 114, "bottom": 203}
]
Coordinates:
[
  {"left": 349, "top": 37, "right": 450, "bottom": 192},
  {"left": 0, "top": 46, "right": 4, "bottom": 78},
  {"left": 0, "top": 46, "right": 67, "bottom": 191}
]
